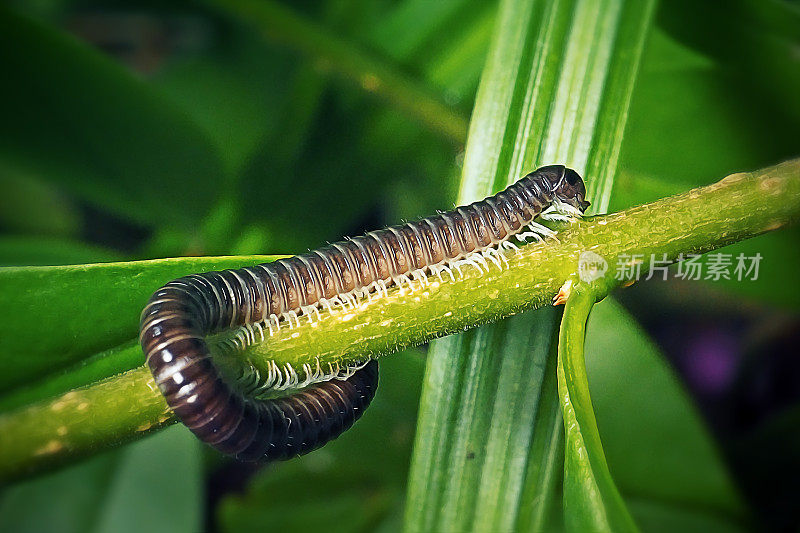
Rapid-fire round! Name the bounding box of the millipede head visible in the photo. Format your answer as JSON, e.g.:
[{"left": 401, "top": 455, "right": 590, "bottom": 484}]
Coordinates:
[
  {"left": 561, "top": 167, "right": 591, "bottom": 212},
  {"left": 532, "top": 165, "right": 591, "bottom": 213}
]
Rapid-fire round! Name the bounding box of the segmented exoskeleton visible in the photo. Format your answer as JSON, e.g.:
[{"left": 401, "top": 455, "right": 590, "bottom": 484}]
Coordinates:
[{"left": 139, "top": 165, "right": 589, "bottom": 461}]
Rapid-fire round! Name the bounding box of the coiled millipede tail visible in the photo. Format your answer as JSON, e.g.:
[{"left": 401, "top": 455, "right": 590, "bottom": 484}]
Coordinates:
[{"left": 139, "top": 165, "right": 590, "bottom": 461}]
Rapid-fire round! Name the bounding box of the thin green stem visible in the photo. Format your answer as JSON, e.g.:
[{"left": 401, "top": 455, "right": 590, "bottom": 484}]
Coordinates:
[
  {"left": 0, "top": 159, "right": 798, "bottom": 482},
  {"left": 558, "top": 285, "right": 637, "bottom": 532}
]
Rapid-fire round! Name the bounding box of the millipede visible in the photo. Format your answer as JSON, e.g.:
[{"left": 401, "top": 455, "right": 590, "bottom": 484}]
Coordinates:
[{"left": 139, "top": 165, "right": 590, "bottom": 461}]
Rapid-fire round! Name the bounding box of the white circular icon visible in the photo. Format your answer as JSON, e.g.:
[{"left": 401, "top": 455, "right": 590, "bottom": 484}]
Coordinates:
[{"left": 578, "top": 251, "right": 608, "bottom": 282}]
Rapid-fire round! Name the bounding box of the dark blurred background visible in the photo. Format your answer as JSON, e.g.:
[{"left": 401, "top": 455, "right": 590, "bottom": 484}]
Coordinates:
[{"left": 0, "top": 0, "right": 798, "bottom": 531}]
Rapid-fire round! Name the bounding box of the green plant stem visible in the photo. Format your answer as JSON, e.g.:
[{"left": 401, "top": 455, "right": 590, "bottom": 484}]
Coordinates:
[
  {"left": 207, "top": 0, "right": 469, "bottom": 144},
  {"left": 235, "top": 159, "right": 800, "bottom": 374},
  {"left": 0, "top": 160, "right": 796, "bottom": 482},
  {"left": 0, "top": 367, "right": 170, "bottom": 483},
  {"left": 558, "top": 286, "right": 637, "bottom": 532}
]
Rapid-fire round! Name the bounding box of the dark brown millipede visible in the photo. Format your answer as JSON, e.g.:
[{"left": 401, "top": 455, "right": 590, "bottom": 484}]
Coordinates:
[{"left": 139, "top": 165, "right": 590, "bottom": 461}]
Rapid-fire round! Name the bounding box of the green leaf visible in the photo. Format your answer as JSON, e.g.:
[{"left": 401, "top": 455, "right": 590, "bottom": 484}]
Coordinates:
[
  {"left": 0, "top": 426, "right": 201, "bottom": 533},
  {"left": 156, "top": 47, "right": 324, "bottom": 256},
  {"left": 614, "top": 28, "right": 800, "bottom": 310},
  {"left": 0, "top": 236, "right": 122, "bottom": 267},
  {"left": 404, "top": 0, "right": 655, "bottom": 530},
  {"left": 614, "top": 29, "right": 799, "bottom": 210},
  {"left": 405, "top": 312, "right": 562, "bottom": 532},
  {"left": 421, "top": 6, "right": 495, "bottom": 105},
  {"left": 0, "top": 7, "right": 224, "bottom": 227},
  {"left": 0, "top": 451, "right": 121, "bottom": 533},
  {"left": 657, "top": 0, "right": 800, "bottom": 121},
  {"left": 0, "top": 256, "right": 278, "bottom": 395},
  {"left": 625, "top": 500, "right": 746, "bottom": 533},
  {"left": 92, "top": 426, "right": 202, "bottom": 533},
  {"left": 710, "top": 229, "right": 800, "bottom": 311},
  {"left": 0, "top": 172, "right": 81, "bottom": 238},
  {"left": 153, "top": 36, "right": 291, "bottom": 179},
  {"left": 367, "top": 0, "right": 494, "bottom": 104},
  {"left": 558, "top": 289, "right": 637, "bottom": 532},
  {"left": 206, "top": 0, "right": 469, "bottom": 143},
  {"left": 367, "top": 0, "right": 480, "bottom": 62}
]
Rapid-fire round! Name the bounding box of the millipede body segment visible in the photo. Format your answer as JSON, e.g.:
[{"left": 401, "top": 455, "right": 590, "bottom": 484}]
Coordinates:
[{"left": 139, "top": 165, "right": 589, "bottom": 461}]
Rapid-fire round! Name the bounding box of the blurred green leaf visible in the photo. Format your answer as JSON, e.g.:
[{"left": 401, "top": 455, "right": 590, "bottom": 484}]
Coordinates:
[
  {"left": 0, "top": 7, "right": 224, "bottom": 228},
  {"left": 626, "top": 500, "right": 746, "bottom": 533},
  {"left": 235, "top": 66, "right": 346, "bottom": 253},
  {"left": 141, "top": 17, "right": 314, "bottom": 256},
  {"left": 586, "top": 298, "right": 748, "bottom": 525},
  {"left": 710, "top": 229, "right": 800, "bottom": 311},
  {"left": 353, "top": 0, "right": 494, "bottom": 224},
  {"left": 0, "top": 451, "right": 120, "bottom": 533},
  {"left": 153, "top": 31, "right": 293, "bottom": 179},
  {"left": 368, "top": 0, "right": 482, "bottom": 62},
  {"left": 185, "top": 0, "right": 473, "bottom": 254},
  {"left": 0, "top": 426, "right": 201, "bottom": 533},
  {"left": 658, "top": 0, "right": 800, "bottom": 121},
  {"left": 92, "top": 426, "right": 202, "bottom": 533},
  {"left": 614, "top": 28, "right": 800, "bottom": 310},
  {"left": 614, "top": 29, "right": 799, "bottom": 209},
  {"left": 421, "top": 5, "right": 495, "bottom": 105},
  {"left": 0, "top": 236, "right": 122, "bottom": 267},
  {"left": 216, "top": 2, "right": 400, "bottom": 250},
  {"left": 0, "top": 256, "right": 277, "bottom": 394},
  {"left": 0, "top": 172, "right": 81, "bottom": 238},
  {"left": 222, "top": 481, "right": 391, "bottom": 533},
  {"left": 218, "top": 349, "right": 425, "bottom": 532},
  {"left": 206, "top": 0, "right": 469, "bottom": 144},
  {"left": 209, "top": 0, "right": 467, "bottom": 142},
  {"left": 367, "top": 0, "right": 493, "bottom": 104}
]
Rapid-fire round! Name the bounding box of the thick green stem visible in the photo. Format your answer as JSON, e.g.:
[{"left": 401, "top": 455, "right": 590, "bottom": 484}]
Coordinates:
[
  {"left": 0, "top": 159, "right": 798, "bottom": 482},
  {"left": 0, "top": 367, "right": 171, "bottom": 483},
  {"left": 236, "top": 159, "right": 800, "bottom": 373}
]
